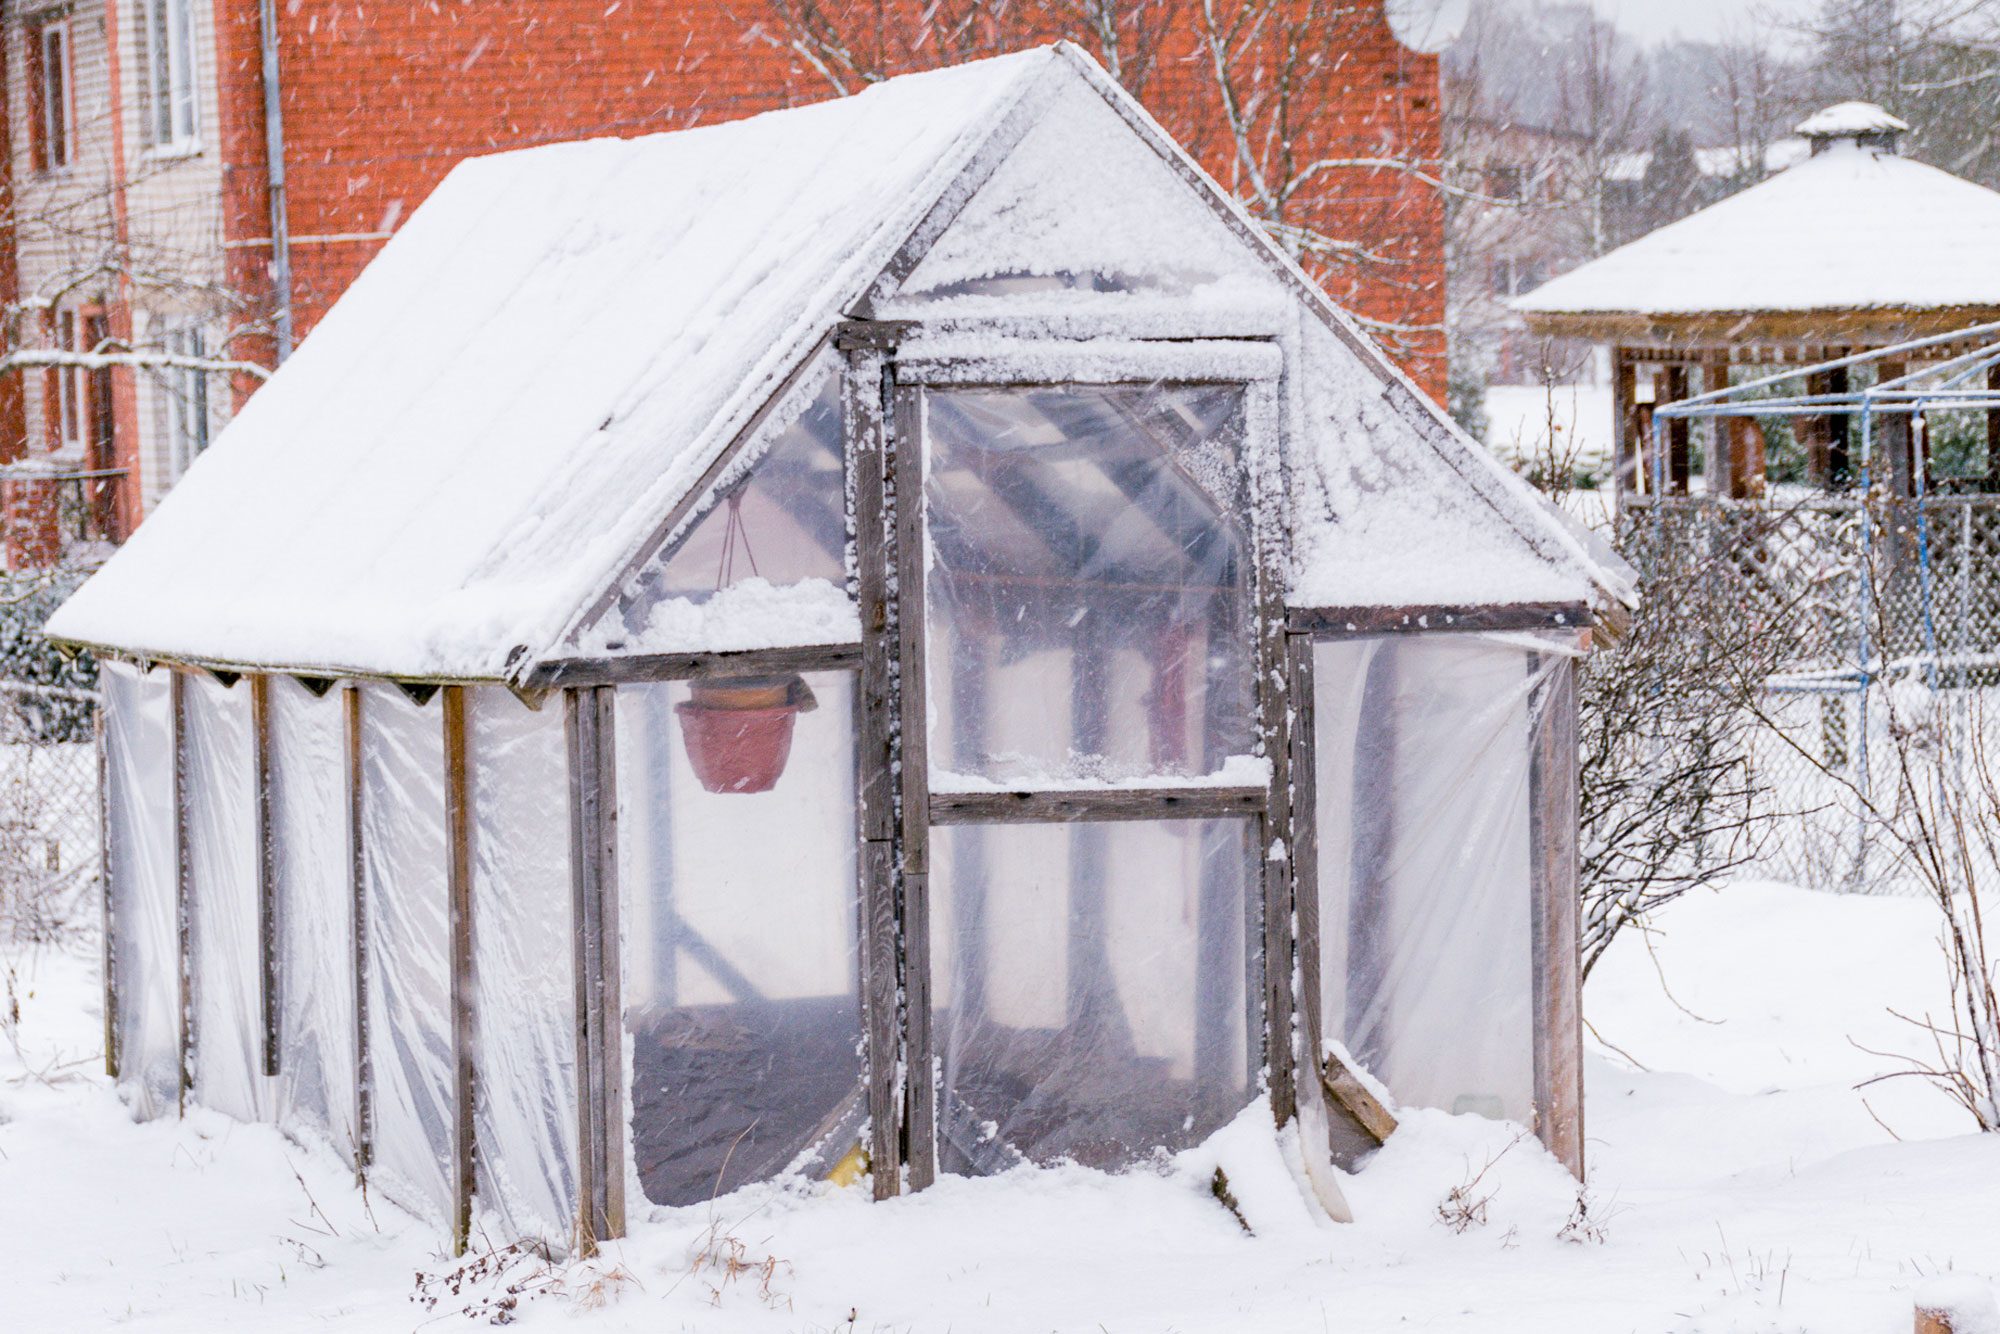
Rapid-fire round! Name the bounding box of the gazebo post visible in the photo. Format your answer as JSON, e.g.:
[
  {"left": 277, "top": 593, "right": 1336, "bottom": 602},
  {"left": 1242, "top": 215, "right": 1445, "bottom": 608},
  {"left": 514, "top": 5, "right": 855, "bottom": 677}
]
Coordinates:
[
  {"left": 1663, "top": 364, "right": 1691, "bottom": 494},
  {"left": 1702, "top": 360, "right": 1733, "bottom": 496},
  {"left": 1612, "top": 348, "right": 1640, "bottom": 497},
  {"left": 1986, "top": 364, "right": 2000, "bottom": 493}
]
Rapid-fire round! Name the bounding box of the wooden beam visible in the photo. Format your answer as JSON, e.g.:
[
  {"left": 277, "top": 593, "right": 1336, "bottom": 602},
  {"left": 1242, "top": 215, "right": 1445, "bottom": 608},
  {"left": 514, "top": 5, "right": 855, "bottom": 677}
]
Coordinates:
[
  {"left": 929, "top": 786, "right": 1266, "bottom": 825},
  {"left": 1987, "top": 364, "right": 2000, "bottom": 494},
  {"left": 442, "top": 687, "right": 476, "bottom": 1256},
  {"left": 892, "top": 383, "right": 938, "bottom": 1192},
  {"left": 1287, "top": 602, "right": 1592, "bottom": 638},
  {"left": 1321, "top": 1046, "right": 1398, "bottom": 1146},
  {"left": 98, "top": 701, "right": 117, "bottom": 1078},
  {"left": 1529, "top": 657, "right": 1584, "bottom": 1178},
  {"left": 524, "top": 643, "right": 862, "bottom": 691},
  {"left": 846, "top": 340, "right": 904, "bottom": 1200},
  {"left": 1613, "top": 349, "right": 1638, "bottom": 497},
  {"left": 1662, "top": 364, "right": 1691, "bottom": 495},
  {"left": 251, "top": 674, "right": 279, "bottom": 1077},
  {"left": 1251, "top": 375, "right": 1297, "bottom": 1127},
  {"left": 345, "top": 685, "right": 371, "bottom": 1178},
  {"left": 171, "top": 669, "right": 192, "bottom": 1112},
  {"left": 1286, "top": 633, "right": 1322, "bottom": 1107},
  {"left": 566, "top": 685, "right": 625, "bottom": 1252}
]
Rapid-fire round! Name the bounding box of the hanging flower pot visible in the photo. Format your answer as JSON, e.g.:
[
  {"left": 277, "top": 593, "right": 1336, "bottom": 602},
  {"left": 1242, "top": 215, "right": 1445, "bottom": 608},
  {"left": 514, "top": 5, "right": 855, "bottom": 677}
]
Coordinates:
[{"left": 675, "top": 674, "right": 818, "bottom": 794}]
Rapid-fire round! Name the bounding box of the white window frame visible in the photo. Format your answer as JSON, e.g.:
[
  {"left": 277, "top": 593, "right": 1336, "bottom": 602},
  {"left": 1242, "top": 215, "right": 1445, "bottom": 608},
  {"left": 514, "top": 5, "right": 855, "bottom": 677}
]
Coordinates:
[
  {"left": 159, "top": 323, "right": 211, "bottom": 480},
  {"left": 141, "top": 0, "right": 200, "bottom": 154},
  {"left": 38, "top": 18, "right": 73, "bottom": 170}
]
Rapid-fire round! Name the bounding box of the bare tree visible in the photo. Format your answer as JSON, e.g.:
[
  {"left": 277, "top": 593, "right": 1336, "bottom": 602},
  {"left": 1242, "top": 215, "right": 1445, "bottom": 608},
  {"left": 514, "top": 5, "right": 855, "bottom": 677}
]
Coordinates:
[{"left": 745, "top": 0, "right": 1450, "bottom": 362}]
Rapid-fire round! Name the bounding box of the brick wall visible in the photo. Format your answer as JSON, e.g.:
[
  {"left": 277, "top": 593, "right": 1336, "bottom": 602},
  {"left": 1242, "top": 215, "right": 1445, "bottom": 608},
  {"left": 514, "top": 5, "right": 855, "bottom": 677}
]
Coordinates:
[{"left": 214, "top": 0, "right": 1444, "bottom": 400}]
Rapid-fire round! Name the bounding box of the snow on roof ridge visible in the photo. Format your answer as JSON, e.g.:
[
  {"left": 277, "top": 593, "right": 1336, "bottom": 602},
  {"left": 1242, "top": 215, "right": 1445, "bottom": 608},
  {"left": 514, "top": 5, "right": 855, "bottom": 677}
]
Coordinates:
[{"left": 1796, "top": 101, "right": 1910, "bottom": 139}]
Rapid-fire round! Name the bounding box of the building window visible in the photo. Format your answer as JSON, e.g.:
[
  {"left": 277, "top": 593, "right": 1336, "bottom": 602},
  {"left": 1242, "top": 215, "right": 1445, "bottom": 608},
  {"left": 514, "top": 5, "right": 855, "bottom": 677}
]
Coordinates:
[
  {"left": 55, "top": 310, "right": 82, "bottom": 451},
  {"left": 29, "top": 19, "right": 73, "bottom": 171},
  {"left": 161, "top": 326, "right": 210, "bottom": 478},
  {"left": 141, "top": 0, "right": 199, "bottom": 150}
]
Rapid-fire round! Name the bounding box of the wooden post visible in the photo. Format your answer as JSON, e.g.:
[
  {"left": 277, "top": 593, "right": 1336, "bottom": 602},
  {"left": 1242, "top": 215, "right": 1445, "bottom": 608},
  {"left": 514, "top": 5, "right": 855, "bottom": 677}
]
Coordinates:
[
  {"left": 171, "top": 669, "right": 193, "bottom": 1112},
  {"left": 1252, "top": 383, "right": 1297, "bottom": 1127},
  {"left": 1827, "top": 363, "right": 1852, "bottom": 489},
  {"left": 1612, "top": 349, "right": 1640, "bottom": 497},
  {"left": 1662, "top": 364, "right": 1691, "bottom": 495},
  {"left": 98, "top": 699, "right": 118, "bottom": 1078},
  {"left": 1286, "top": 633, "right": 1324, "bottom": 1113},
  {"left": 251, "top": 674, "right": 279, "bottom": 1077},
  {"left": 442, "top": 687, "right": 476, "bottom": 1256},
  {"left": 1878, "top": 361, "right": 1914, "bottom": 497},
  {"left": 1728, "top": 417, "right": 1767, "bottom": 499},
  {"left": 844, "top": 328, "right": 906, "bottom": 1198},
  {"left": 345, "top": 685, "right": 371, "bottom": 1178},
  {"left": 890, "top": 380, "right": 938, "bottom": 1190},
  {"left": 1806, "top": 368, "right": 1838, "bottom": 489},
  {"left": 1703, "top": 361, "right": 1732, "bottom": 497},
  {"left": 1528, "top": 656, "right": 1584, "bottom": 1178},
  {"left": 566, "top": 685, "right": 624, "bottom": 1252},
  {"left": 1986, "top": 364, "right": 2000, "bottom": 494}
]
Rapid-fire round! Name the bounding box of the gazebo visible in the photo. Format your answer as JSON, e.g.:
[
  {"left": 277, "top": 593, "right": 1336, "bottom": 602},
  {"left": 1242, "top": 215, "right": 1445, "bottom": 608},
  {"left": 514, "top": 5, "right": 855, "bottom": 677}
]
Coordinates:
[
  {"left": 49, "top": 45, "right": 1631, "bottom": 1255},
  {"left": 1518, "top": 103, "right": 2000, "bottom": 499}
]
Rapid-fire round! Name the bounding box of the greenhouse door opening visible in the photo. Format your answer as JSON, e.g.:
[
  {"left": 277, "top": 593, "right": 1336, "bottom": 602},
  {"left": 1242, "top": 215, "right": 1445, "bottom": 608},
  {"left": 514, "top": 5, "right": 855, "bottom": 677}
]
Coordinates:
[{"left": 918, "top": 381, "right": 1268, "bottom": 1173}]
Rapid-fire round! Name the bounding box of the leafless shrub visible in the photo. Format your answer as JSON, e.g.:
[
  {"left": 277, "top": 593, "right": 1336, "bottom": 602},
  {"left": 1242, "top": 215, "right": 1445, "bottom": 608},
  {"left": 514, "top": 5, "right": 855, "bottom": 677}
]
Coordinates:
[{"left": 1573, "top": 501, "right": 1820, "bottom": 976}]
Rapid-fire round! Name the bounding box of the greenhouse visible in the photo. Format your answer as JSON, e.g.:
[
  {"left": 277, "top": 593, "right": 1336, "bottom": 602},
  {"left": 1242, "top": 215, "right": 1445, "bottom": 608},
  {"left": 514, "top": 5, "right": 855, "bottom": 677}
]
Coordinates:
[{"left": 47, "top": 43, "right": 1633, "bottom": 1253}]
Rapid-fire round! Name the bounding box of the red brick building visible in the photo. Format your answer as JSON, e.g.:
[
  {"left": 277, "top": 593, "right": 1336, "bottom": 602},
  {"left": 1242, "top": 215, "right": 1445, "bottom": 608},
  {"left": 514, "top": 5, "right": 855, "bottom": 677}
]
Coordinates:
[{"left": 3, "top": 0, "right": 1443, "bottom": 562}]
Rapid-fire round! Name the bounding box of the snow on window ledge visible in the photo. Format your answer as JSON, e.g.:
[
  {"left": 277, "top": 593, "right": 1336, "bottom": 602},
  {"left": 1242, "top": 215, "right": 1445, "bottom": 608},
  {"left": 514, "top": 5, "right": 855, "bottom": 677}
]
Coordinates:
[
  {"left": 930, "top": 753, "right": 1271, "bottom": 795},
  {"left": 579, "top": 576, "right": 860, "bottom": 657}
]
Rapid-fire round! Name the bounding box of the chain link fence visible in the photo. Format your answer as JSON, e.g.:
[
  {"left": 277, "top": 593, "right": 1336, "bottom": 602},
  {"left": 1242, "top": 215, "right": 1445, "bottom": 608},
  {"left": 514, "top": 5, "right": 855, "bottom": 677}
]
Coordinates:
[{"left": 1623, "top": 493, "right": 2000, "bottom": 890}]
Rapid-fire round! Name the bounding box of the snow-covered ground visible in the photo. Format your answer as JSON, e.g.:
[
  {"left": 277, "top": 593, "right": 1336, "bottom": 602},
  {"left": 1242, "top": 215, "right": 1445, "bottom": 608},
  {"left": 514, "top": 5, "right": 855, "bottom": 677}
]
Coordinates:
[
  {"left": 4, "top": 881, "right": 1997, "bottom": 1333},
  {"left": 1485, "top": 381, "right": 1614, "bottom": 485}
]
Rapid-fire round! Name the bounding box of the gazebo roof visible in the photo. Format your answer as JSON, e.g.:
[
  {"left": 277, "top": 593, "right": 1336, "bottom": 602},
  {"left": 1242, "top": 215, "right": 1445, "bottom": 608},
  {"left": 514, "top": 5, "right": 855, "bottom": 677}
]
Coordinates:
[
  {"left": 49, "top": 44, "right": 1627, "bottom": 684},
  {"left": 1518, "top": 111, "right": 2000, "bottom": 342}
]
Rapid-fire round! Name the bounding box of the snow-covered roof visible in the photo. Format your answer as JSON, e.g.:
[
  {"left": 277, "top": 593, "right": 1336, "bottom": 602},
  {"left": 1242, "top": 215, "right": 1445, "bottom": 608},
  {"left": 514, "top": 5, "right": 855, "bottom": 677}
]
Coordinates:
[
  {"left": 1519, "top": 138, "right": 2000, "bottom": 321},
  {"left": 1796, "top": 101, "right": 1907, "bottom": 139},
  {"left": 50, "top": 44, "right": 1626, "bottom": 681},
  {"left": 1604, "top": 138, "right": 1808, "bottom": 184}
]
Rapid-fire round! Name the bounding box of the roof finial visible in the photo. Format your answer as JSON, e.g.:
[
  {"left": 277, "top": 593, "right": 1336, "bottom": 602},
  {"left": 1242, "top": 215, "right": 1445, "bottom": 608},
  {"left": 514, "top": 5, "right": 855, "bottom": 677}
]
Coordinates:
[{"left": 1796, "top": 102, "right": 1909, "bottom": 155}]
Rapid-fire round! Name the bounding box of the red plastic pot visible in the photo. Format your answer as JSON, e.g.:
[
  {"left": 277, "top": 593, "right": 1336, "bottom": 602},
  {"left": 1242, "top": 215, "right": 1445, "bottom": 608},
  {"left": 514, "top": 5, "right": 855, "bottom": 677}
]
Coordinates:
[{"left": 675, "top": 676, "right": 812, "bottom": 794}]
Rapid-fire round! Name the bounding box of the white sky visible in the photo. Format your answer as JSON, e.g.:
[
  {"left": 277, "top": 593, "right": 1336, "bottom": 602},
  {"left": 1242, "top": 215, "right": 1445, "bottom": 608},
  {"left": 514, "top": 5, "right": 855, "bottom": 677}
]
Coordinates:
[{"left": 1591, "top": 0, "right": 1826, "bottom": 47}]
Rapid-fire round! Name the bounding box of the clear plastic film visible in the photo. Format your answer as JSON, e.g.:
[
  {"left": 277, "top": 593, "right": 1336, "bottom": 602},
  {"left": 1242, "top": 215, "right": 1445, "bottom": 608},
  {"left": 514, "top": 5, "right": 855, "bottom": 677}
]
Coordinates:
[
  {"left": 931, "top": 818, "right": 1259, "bottom": 1174},
  {"left": 466, "top": 688, "right": 577, "bottom": 1243},
  {"left": 359, "top": 684, "right": 454, "bottom": 1221},
  {"left": 1315, "top": 635, "right": 1561, "bottom": 1123},
  {"left": 923, "top": 385, "right": 1256, "bottom": 786},
  {"left": 269, "top": 678, "right": 358, "bottom": 1160},
  {"left": 615, "top": 672, "right": 863, "bottom": 1208},
  {"left": 102, "top": 661, "right": 179, "bottom": 1119},
  {"left": 183, "top": 675, "right": 273, "bottom": 1123}
]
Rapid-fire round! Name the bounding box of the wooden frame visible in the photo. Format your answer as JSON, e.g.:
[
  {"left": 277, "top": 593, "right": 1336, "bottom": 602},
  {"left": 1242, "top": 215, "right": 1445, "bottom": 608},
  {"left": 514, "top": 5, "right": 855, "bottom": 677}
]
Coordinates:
[
  {"left": 251, "top": 674, "right": 279, "bottom": 1077},
  {"left": 1529, "top": 656, "right": 1585, "bottom": 1177},
  {"left": 98, "top": 696, "right": 118, "bottom": 1077},
  {"left": 525, "top": 643, "right": 860, "bottom": 692},
  {"left": 845, "top": 331, "right": 908, "bottom": 1199},
  {"left": 345, "top": 684, "right": 372, "bottom": 1178},
  {"left": 1288, "top": 602, "right": 1592, "bottom": 638},
  {"left": 442, "top": 687, "right": 477, "bottom": 1254},
  {"left": 930, "top": 787, "right": 1264, "bottom": 824},
  {"left": 565, "top": 685, "right": 624, "bottom": 1252},
  {"left": 171, "top": 668, "right": 193, "bottom": 1110}
]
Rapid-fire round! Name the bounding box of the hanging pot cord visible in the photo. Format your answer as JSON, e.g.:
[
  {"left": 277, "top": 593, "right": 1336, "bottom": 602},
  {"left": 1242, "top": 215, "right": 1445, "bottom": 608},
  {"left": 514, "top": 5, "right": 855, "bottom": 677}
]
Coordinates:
[{"left": 715, "top": 491, "right": 762, "bottom": 590}]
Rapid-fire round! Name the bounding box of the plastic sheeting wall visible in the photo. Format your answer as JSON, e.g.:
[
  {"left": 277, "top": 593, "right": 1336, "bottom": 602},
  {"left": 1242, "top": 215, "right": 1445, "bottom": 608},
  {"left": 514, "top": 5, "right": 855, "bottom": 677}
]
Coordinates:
[
  {"left": 102, "top": 661, "right": 179, "bottom": 1119},
  {"left": 269, "top": 678, "right": 357, "bottom": 1158},
  {"left": 1315, "top": 635, "right": 1559, "bottom": 1124},
  {"left": 616, "top": 672, "right": 862, "bottom": 1208},
  {"left": 184, "top": 676, "right": 274, "bottom": 1123},
  {"left": 359, "top": 684, "right": 454, "bottom": 1220},
  {"left": 467, "top": 688, "right": 576, "bottom": 1242},
  {"left": 931, "top": 818, "right": 1258, "bottom": 1174}
]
